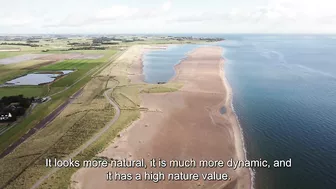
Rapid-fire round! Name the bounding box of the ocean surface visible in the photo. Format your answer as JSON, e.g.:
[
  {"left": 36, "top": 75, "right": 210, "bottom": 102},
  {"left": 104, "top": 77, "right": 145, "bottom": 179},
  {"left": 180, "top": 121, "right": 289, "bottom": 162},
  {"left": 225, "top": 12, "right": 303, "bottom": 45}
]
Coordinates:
[{"left": 143, "top": 34, "right": 336, "bottom": 189}]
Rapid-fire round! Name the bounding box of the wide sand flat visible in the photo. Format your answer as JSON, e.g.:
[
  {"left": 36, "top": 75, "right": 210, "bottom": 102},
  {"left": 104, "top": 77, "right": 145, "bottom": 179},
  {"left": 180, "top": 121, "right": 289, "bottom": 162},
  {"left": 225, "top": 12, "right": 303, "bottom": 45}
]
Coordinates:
[{"left": 72, "top": 46, "right": 250, "bottom": 189}]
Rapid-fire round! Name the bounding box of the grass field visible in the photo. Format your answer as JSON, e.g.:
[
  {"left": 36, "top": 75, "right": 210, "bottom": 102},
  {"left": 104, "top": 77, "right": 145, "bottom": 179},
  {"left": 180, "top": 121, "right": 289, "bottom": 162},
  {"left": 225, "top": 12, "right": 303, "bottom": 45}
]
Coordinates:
[
  {"left": 0, "top": 60, "right": 52, "bottom": 84},
  {"left": 0, "top": 45, "right": 184, "bottom": 189},
  {"left": 3, "top": 60, "right": 50, "bottom": 69},
  {"left": 0, "top": 86, "right": 48, "bottom": 98},
  {"left": 0, "top": 52, "right": 30, "bottom": 59},
  {"left": 0, "top": 49, "right": 118, "bottom": 154}
]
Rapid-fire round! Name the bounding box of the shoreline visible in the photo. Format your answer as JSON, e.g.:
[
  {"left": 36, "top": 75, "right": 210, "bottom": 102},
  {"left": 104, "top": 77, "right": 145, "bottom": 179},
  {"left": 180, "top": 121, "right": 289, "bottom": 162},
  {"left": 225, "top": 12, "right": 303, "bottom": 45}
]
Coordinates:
[
  {"left": 218, "top": 51, "right": 254, "bottom": 189},
  {"left": 72, "top": 45, "right": 251, "bottom": 189},
  {"left": 141, "top": 45, "right": 252, "bottom": 188},
  {"left": 132, "top": 45, "right": 171, "bottom": 83},
  {"left": 136, "top": 45, "right": 252, "bottom": 188},
  {"left": 170, "top": 46, "right": 252, "bottom": 189}
]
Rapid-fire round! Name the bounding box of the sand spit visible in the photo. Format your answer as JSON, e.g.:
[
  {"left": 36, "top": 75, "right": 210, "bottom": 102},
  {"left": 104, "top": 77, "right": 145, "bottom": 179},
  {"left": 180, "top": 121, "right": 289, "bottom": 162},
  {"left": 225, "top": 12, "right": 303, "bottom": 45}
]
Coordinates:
[{"left": 72, "top": 46, "right": 250, "bottom": 189}]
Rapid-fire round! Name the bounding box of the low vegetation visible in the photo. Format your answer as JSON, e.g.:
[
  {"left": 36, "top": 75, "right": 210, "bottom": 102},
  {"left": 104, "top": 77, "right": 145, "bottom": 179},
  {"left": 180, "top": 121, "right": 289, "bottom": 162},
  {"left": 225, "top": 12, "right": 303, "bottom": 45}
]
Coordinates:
[
  {"left": 0, "top": 77, "right": 114, "bottom": 189},
  {"left": 0, "top": 60, "right": 52, "bottom": 84},
  {"left": 0, "top": 42, "right": 40, "bottom": 47},
  {"left": 0, "top": 42, "right": 187, "bottom": 188},
  {"left": 0, "top": 50, "right": 118, "bottom": 153},
  {"left": 141, "top": 83, "right": 183, "bottom": 93},
  {"left": 0, "top": 86, "right": 48, "bottom": 98},
  {"left": 37, "top": 82, "right": 182, "bottom": 189}
]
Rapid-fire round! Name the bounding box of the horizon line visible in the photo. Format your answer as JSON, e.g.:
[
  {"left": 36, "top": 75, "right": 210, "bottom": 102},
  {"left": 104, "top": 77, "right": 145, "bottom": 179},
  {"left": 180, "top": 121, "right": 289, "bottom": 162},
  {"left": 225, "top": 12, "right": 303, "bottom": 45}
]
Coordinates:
[{"left": 1, "top": 33, "right": 336, "bottom": 36}]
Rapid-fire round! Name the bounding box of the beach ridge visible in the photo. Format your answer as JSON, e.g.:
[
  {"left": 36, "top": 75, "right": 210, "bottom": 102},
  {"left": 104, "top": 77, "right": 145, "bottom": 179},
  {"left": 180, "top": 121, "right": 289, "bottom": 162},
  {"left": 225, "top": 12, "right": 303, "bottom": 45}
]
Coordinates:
[{"left": 72, "top": 45, "right": 251, "bottom": 189}]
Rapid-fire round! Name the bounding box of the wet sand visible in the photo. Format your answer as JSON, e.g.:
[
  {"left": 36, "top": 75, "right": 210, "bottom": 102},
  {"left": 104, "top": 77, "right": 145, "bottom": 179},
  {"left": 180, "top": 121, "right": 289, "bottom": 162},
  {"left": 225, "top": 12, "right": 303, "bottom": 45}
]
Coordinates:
[{"left": 72, "top": 46, "right": 251, "bottom": 189}]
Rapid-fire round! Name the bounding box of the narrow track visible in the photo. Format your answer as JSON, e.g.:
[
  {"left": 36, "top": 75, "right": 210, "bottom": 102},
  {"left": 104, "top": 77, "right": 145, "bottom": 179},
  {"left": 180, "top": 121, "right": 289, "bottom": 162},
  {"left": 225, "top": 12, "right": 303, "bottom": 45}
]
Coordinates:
[{"left": 30, "top": 88, "right": 120, "bottom": 189}]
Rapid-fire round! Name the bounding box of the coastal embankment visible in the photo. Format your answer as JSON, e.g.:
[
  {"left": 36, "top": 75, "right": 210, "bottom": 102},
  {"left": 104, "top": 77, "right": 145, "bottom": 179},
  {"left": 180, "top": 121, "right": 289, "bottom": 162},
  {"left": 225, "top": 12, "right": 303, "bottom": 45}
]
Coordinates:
[{"left": 72, "top": 46, "right": 250, "bottom": 189}]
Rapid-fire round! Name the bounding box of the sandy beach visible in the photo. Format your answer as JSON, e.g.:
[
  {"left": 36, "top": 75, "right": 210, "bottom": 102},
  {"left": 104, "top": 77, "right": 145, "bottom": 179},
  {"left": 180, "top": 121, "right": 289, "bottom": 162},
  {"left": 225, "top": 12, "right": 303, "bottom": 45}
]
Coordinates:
[{"left": 71, "top": 46, "right": 251, "bottom": 189}]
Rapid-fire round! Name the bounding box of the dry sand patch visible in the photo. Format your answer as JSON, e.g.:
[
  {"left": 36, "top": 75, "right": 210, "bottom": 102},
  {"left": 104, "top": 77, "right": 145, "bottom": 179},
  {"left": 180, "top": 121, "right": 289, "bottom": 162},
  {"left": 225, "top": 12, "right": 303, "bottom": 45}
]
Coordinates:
[
  {"left": 72, "top": 46, "right": 250, "bottom": 189},
  {"left": 0, "top": 54, "right": 51, "bottom": 65}
]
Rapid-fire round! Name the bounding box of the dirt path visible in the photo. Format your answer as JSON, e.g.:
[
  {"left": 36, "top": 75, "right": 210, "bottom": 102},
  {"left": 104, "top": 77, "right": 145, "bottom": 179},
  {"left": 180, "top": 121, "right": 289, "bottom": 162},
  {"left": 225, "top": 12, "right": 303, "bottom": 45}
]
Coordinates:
[{"left": 29, "top": 87, "right": 121, "bottom": 189}]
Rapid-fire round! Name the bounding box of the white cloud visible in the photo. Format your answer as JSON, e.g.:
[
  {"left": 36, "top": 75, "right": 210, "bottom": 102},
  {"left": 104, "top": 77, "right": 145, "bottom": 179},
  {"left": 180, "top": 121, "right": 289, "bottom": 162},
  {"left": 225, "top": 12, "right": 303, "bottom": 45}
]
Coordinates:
[
  {"left": 162, "top": 1, "right": 172, "bottom": 11},
  {"left": 45, "top": 1, "right": 173, "bottom": 28},
  {"left": 96, "top": 6, "right": 139, "bottom": 19},
  {"left": 168, "top": 0, "right": 336, "bottom": 27},
  {"left": 1, "top": 0, "right": 336, "bottom": 33},
  {"left": 0, "top": 14, "right": 40, "bottom": 27}
]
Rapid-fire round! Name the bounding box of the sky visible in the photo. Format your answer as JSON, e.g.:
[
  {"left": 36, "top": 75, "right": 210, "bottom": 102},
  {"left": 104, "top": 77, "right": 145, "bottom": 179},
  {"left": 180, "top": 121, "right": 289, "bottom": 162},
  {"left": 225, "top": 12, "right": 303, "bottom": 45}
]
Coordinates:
[{"left": 1, "top": 0, "right": 336, "bottom": 34}]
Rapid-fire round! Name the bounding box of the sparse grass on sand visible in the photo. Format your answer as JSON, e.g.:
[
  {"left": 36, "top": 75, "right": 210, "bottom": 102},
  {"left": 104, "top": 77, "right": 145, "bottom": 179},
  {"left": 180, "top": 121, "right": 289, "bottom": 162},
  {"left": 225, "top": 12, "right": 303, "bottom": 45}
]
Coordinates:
[
  {"left": 0, "top": 77, "right": 115, "bottom": 189},
  {"left": 141, "top": 83, "right": 183, "bottom": 93},
  {"left": 36, "top": 82, "right": 182, "bottom": 189}
]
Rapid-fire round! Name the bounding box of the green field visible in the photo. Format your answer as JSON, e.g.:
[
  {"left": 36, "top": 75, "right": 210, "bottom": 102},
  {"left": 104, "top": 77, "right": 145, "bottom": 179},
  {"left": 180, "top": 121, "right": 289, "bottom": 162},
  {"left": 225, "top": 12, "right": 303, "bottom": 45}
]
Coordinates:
[
  {"left": 0, "top": 48, "right": 121, "bottom": 189},
  {"left": 0, "top": 86, "right": 48, "bottom": 98},
  {"left": 0, "top": 38, "right": 197, "bottom": 188},
  {"left": 0, "top": 52, "right": 28, "bottom": 59},
  {"left": 0, "top": 49, "right": 183, "bottom": 189},
  {"left": 0, "top": 49, "right": 118, "bottom": 153},
  {"left": 0, "top": 60, "right": 52, "bottom": 84}
]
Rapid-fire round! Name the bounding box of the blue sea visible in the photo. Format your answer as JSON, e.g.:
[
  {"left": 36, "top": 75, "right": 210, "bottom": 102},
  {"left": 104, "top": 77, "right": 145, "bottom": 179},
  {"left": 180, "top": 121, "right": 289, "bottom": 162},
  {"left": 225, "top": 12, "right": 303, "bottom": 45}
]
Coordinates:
[{"left": 143, "top": 34, "right": 336, "bottom": 189}]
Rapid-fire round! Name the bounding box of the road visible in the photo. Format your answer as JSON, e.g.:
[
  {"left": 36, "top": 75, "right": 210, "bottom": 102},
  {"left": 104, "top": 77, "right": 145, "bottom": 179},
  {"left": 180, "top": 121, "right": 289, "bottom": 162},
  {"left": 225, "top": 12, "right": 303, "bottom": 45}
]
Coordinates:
[{"left": 30, "top": 87, "right": 120, "bottom": 189}]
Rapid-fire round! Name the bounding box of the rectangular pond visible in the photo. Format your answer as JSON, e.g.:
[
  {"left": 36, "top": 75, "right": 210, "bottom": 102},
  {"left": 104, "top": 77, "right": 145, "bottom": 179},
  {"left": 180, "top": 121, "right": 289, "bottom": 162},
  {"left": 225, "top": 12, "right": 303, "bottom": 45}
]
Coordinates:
[{"left": 4, "top": 70, "right": 74, "bottom": 86}]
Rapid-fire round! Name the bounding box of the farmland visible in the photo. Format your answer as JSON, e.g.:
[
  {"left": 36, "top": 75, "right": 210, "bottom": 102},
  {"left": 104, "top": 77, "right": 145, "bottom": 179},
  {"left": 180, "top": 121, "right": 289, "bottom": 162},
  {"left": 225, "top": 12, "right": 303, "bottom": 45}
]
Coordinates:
[
  {"left": 0, "top": 45, "right": 183, "bottom": 189},
  {"left": 0, "top": 48, "right": 119, "bottom": 153},
  {"left": 0, "top": 35, "right": 208, "bottom": 189}
]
